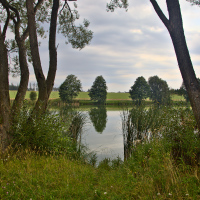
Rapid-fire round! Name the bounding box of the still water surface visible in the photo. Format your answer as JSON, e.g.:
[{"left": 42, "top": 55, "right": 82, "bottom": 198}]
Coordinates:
[{"left": 81, "top": 109, "right": 124, "bottom": 162}]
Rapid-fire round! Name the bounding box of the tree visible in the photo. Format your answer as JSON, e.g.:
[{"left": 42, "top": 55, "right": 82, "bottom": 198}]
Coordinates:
[
  {"left": 107, "top": 0, "right": 200, "bottom": 129},
  {"left": 89, "top": 75, "right": 108, "bottom": 104},
  {"left": 129, "top": 76, "right": 150, "bottom": 105},
  {"left": 59, "top": 74, "right": 82, "bottom": 103},
  {"left": 148, "top": 76, "right": 171, "bottom": 105},
  {"left": 0, "top": 0, "right": 93, "bottom": 151}
]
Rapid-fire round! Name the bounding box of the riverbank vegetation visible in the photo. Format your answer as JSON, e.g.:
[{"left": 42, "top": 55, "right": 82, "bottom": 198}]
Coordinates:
[{"left": 1, "top": 105, "right": 200, "bottom": 199}]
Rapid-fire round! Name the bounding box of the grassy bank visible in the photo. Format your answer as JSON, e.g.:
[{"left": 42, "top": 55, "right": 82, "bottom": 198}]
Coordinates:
[
  {"left": 1, "top": 105, "right": 200, "bottom": 199},
  {"left": 1, "top": 140, "right": 200, "bottom": 199}
]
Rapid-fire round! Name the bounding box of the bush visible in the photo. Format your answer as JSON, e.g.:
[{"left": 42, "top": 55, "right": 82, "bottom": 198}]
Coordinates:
[
  {"left": 122, "top": 105, "right": 200, "bottom": 166},
  {"left": 11, "top": 105, "right": 73, "bottom": 154},
  {"left": 29, "top": 91, "right": 37, "bottom": 101}
]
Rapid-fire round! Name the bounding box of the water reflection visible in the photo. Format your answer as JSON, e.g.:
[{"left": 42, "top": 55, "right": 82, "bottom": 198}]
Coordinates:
[
  {"left": 83, "top": 108, "right": 123, "bottom": 162},
  {"left": 58, "top": 106, "right": 124, "bottom": 162},
  {"left": 89, "top": 106, "right": 107, "bottom": 133}
]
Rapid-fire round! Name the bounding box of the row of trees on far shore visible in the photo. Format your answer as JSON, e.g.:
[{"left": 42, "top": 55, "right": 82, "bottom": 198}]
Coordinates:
[
  {"left": 59, "top": 75, "right": 107, "bottom": 104},
  {"left": 58, "top": 74, "right": 184, "bottom": 105}
]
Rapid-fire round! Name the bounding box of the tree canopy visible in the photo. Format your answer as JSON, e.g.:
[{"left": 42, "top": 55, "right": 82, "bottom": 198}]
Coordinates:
[
  {"left": 59, "top": 74, "right": 82, "bottom": 103},
  {"left": 89, "top": 75, "right": 108, "bottom": 104},
  {"left": 129, "top": 76, "right": 150, "bottom": 105},
  {"left": 148, "top": 76, "right": 171, "bottom": 105}
]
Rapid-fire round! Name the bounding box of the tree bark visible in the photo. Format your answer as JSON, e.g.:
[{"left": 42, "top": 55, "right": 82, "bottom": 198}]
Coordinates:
[
  {"left": 150, "top": 0, "right": 200, "bottom": 129},
  {"left": 46, "top": 0, "right": 59, "bottom": 97},
  {"left": 27, "top": 0, "right": 59, "bottom": 114},
  {"left": 26, "top": 0, "right": 48, "bottom": 113},
  {"left": 0, "top": 32, "right": 11, "bottom": 151}
]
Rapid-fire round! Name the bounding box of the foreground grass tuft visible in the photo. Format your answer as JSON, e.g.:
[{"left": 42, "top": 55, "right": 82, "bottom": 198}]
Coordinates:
[{"left": 1, "top": 142, "right": 200, "bottom": 199}]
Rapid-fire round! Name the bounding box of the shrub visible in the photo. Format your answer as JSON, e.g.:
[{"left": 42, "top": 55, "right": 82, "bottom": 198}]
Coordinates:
[
  {"left": 11, "top": 105, "right": 73, "bottom": 154},
  {"left": 29, "top": 91, "right": 37, "bottom": 101}
]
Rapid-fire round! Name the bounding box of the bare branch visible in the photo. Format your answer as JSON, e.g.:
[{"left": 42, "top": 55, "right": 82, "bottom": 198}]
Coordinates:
[
  {"left": 0, "top": 0, "right": 10, "bottom": 40},
  {"left": 149, "top": 0, "right": 170, "bottom": 29}
]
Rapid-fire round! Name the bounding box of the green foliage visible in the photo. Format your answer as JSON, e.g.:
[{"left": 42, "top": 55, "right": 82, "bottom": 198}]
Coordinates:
[
  {"left": 122, "top": 104, "right": 200, "bottom": 166},
  {"left": 106, "top": 0, "right": 129, "bottom": 12},
  {"left": 148, "top": 75, "right": 171, "bottom": 105},
  {"left": 162, "top": 107, "right": 200, "bottom": 165},
  {"left": 122, "top": 105, "right": 165, "bottom": 159},
  {"left": 129, "top": 76, "right": 150, "bottom": 105},
  {"left": 88, "top": 75, "right": 108, "bottom": 104},
  {"left": 59, "top": 74, "right": 82, "bottom": 103},
  {"left": 11, "top": 105, "right": 72, "bottom": 153},
  {"left": 58, "top": 2, "right": 93, "bottom": 49},
  {"left": 29, "top": 91, "right": 37, "bottom": 101}
]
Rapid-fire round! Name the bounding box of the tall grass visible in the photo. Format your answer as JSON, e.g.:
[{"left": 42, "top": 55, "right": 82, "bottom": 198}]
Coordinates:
[{"left": 1, "top": 104, "right": 200, "bottom": 199}]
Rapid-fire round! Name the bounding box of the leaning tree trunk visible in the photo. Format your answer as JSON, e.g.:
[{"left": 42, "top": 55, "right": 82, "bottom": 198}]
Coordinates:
[
  {"left": 150, "top": 0, "right": 200, "bottom": 129},
  {"left": 0, "top": 32, "right": 11, "bottom": 151}
]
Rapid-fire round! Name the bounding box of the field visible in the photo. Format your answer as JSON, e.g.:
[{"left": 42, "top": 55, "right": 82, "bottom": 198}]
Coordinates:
[{"left": 9, "top": 91, "right": 185, "bottom": 101}]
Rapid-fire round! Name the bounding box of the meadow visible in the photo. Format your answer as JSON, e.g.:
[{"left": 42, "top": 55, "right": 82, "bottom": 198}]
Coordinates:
[{"left": 9, "top": 90, "right": 185, "bottom": 101}]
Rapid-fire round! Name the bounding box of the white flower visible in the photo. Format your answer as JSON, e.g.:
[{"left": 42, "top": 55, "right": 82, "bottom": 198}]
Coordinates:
[
  {"left": 157, "top": 193, "right": 161, "bottom": 195},
  {"left": 104, "top": 192, "right": 107, "bottom": 195},
  {"left": 168, "top": 193, "right": 172, "bottom": 196}
]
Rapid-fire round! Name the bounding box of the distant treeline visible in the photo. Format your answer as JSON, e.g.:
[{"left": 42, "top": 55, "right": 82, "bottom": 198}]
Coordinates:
[{"left": 9, "top": 83, "right": 59, "bottom": 91}]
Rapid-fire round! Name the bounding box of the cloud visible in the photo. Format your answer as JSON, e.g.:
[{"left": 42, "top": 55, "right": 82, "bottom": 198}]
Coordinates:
[{"left": 9, "top": 0, "right": 200, "bottom": 92}]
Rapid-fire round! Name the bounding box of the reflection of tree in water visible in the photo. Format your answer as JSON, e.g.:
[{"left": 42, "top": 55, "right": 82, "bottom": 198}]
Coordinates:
[{"left": 89, "top": 106, "right": 107, "bottom": 133}]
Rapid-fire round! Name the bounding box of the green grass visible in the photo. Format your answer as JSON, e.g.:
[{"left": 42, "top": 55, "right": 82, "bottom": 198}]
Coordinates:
[
  {"left": 1, "top": 105, "right": 199, "bottom": 199},
  {"left": 1, "top": 142, "right": 200, "bottom": 199},
  {"left": 9, "top": 91, "right": 185, "bottom": 101}
]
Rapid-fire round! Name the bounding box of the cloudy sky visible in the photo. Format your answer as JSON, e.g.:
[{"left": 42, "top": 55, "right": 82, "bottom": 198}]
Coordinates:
[{"left": 10, "top": 0, "right": 200, "bottom": 92}]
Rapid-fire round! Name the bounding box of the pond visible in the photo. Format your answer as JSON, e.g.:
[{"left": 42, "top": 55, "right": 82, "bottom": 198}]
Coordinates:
[{"left": 81, "top": 108, "right": 124, "bottom": 163}]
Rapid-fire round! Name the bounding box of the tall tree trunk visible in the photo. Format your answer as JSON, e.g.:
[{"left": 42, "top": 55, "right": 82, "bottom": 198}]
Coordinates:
[
  {"left": 12, "top": 40, "right": 29, "bottom": 120},
  {"left": 26, "top": 0, "right": 48, "bottom": 114},
  {"left": 46, "top": 0, "right": 59, "bottom": 97},
  {"left": 150, "top": 0, "right": 200, "bottom": 129},
  {"left": 27, "top": 0, "right": 59, "bottom": 114},
  {"left": 0, "top": 32, "right": 11, "bottom": 151}
]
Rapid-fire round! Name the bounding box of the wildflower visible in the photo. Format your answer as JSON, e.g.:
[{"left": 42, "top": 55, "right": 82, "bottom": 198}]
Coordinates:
[
  {"left": 94, "top": 190, "right": 97, "bottom": 194},
  {"left": 186, "top": 194, "right": 189, "bottom": 196},
  {"left": 168, "top": 193, "right": 172, "bottom": 196},
  {"left": 157, "top": 193, "right": 161, "bottom": 195},
  {"left": 104, "top": 192, "right": 107, "bottom": 195}
]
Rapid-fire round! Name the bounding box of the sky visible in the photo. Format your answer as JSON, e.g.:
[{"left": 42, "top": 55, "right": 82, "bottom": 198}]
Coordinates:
[{"left": 9, "top": 0, "right": 200, "bottom": 92}]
